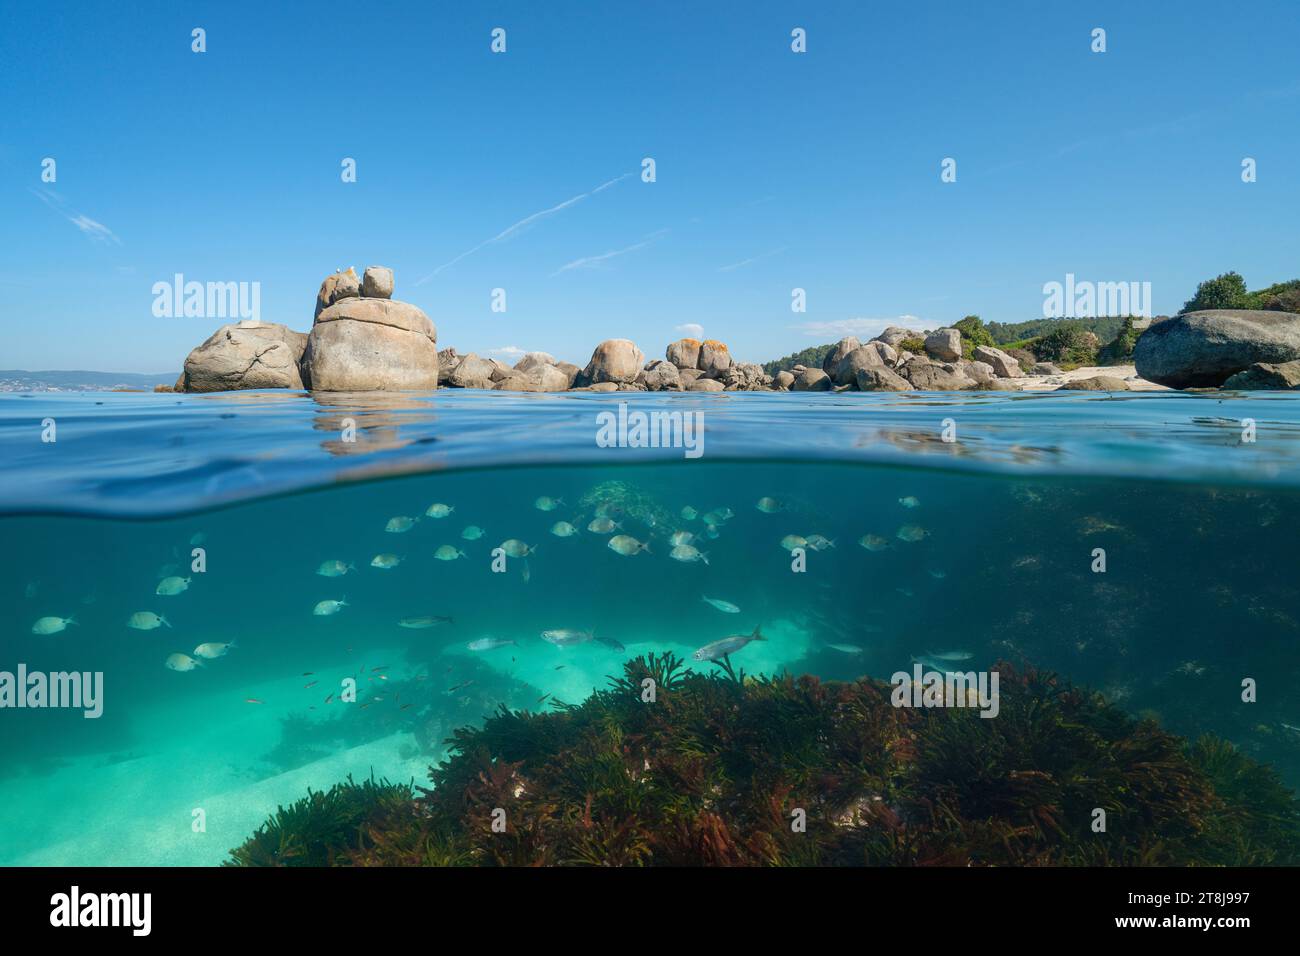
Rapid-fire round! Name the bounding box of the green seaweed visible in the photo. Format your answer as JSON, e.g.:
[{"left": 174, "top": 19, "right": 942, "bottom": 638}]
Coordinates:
[{"left": 229, "top": 657, "right": 1300, "bottom": 867}]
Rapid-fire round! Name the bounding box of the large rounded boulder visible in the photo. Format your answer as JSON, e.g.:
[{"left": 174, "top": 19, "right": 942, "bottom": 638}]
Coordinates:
[
  {"left": 582, "top": 339, "right": 645, "bottom": 384},
  {"left": 1133, "top": 310, "right": 1300, "bottom": 388},
  {"left": 303, "top": 298, "right": 438, "bottom": 391},
  {"left": 179, "top": 321, "right": 308, "bottom": 392}
]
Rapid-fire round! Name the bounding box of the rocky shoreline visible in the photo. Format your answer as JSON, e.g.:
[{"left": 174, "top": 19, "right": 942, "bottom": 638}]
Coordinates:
[{"left": 173, "top": 266, "right": 1300, "bottom": 394}]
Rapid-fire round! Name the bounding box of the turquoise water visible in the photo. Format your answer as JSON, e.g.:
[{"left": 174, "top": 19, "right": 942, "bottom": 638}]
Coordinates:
[{"left": 2, "top": 389, "right": 1299, "bottom": 865}]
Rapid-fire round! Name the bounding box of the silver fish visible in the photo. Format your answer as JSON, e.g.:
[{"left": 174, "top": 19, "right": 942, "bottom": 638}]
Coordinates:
[{"left": 693, "top": 626, "right": 765, "bottom": 662}]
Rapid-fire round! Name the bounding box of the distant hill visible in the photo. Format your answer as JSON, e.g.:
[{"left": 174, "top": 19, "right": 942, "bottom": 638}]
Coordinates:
[{"left": 0, "top": 370, "right": 179, "bottom": 392}]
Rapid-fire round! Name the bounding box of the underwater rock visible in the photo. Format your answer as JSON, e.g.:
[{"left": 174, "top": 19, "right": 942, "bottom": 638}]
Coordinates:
[
  {"left": 303, "top": 297, "right": 438, "bottom": 391},
  {"left": 924, "top": 328, "right": 962, "bottom": 362},
  {"left": 179, "top": 320, "right": 308, "bottom": 392},
  {"left": 1222, "top": 360, "right": 1300, "bottom": 390},
  {"left": 1133, "top": 309, "right": 1300, "bottom": 388}
]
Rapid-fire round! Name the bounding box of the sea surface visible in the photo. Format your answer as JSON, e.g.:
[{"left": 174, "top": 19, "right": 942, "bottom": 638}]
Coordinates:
[{"left": 1, "top": 388, "right": 1299, "bottom": 865}]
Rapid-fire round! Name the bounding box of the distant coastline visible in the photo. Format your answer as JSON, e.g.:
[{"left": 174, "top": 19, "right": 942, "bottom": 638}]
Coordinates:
[{"left": 0, "top": 370, "right": 179, "bottom": 393}]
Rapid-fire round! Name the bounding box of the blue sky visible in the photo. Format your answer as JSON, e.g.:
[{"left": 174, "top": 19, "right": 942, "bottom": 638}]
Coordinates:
[{"left": 2, "top": 0, "right": 1298, "bottom": 373}]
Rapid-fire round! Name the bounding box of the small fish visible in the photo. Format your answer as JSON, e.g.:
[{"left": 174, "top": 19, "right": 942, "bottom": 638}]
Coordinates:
[
  {"left": 858, "top": 534, "right": 889, "bottom": 552},
  {"left": 245, "top": 698, "right": 263, "bottom": 704},
  {"left": 304, "top": 680, "right": 319, "bottom": 689},
  {"left": 461, "top": 525, "right": 486, "bottom": 540},
  {"left": 779, "top": 534, "right": 808, "bottom": 552},
  {"left": 927, "top": 568, "right": 947, "bottom": 580},
  {"left": 372, "top": 666, "right": 389, "bottom": 672},
  {"left": 127, "top": 611, "right": 170, "bottom": 630},
  {"left": 924, "top": 649, "right": 973, "bottom": 662},
  {"left": 370, "top": 553, "right": 403, "bottom": 569},
  {"left": 164, "top": 653, "right": 203, "bottom": 672},
  {"left": 826, "top": 643, "right": 865, "bottom": 655},
  {"left": 155, "top": 575, "right": 192, "bottom": 596},
  {"left": 898, "top": 496, "right": 920, "bottom": 509},
  {"left": 385, "top": 516, "right": 418, "bottom": 533},
  {"left": 756, "top": 497, "right": 784, "bottom": 514},
  {"left": 447, "top": 679, "right": 475, "bottom": 693},
  {"left": 325, "top": 694, "right": 334, "bottom": 704},
  {"left": 669, "top": 530, "right": 696, "bottom": 547},
  {"left": 701, "top": 596, "right": 740, "bottom": 613},
  {"left": 425, "top": 503, "right": 455, "bottom": 518},
  {"left": 895, "top": 587, "right": 914, "bottom": 598},
  {"left": 680, "top": 506, "right": 699, "bottom": 521},
  {"left": 398, "top": 615, "right": 453, "bottom": 629},
  {"left": 541, "top": 628, "right": 594, "bottom": 647},
  {"left": 31, "top": 615, "right": 76, "bottom": 635},
  {"left": 467, "top": 637, "right": 517, "bottom": 651},
  {"left": 555, "top": 665, "right": 567, "bottom": 671},
  {"left": 550, "top": 521, "right": 579, "bottom": 538},
  {"left": 586, "top": 518, "right": 620, "bottom": 535},
  {"left": 594, "top": 636, "right": 626, "bottom": 652},
  {"left": 896, "top": 525, "right": 929, "bottom": 543},
  {"left": 400, "top": 704, "right": 413, "bottom": 710},
  {"left": 316, "top": 560, "right": 353, "bottom": 577},
  {"left": 537, "top": 694, "right": 551, "bottom": 705},
  {"left": 434, "top": 545, "right": 466, "bottom": 561},
  {"left": 670, "top": 544, "right": 709, "bottom": 565},
  {"left": 313, "top": 598, "right": 348, "bottom": 616},
  {"left": 607, "top": 534, "right": 650, "bottom": 556},
  {"left": 534, "top": 496, "right": 565, "bottom": 511},
  {"left": 912, "top": 654, "right": 969, "bottom": 673},
  {"left": 193, "top": 641, "right": 236, "bottom": 659},
  {"left": 499, "top": 539, "right": 535, "bottom": 558},
  {"left": 805, "top": 534, "right": 836, "bottom": 551},
  {"left": 303, "top": 672, "right": 314, "bottom": 676},
  {"left": 693, "top": 626, "right": 766, "bottom": 662}
]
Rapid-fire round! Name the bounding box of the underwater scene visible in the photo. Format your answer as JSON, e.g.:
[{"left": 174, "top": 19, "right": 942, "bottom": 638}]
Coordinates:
[{"left": 2, "top": 389, "right": 1300, "bottom": 866}]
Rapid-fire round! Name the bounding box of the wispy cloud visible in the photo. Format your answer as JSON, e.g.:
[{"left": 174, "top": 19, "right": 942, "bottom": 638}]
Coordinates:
[
  {"left": 550, "top": 229, "right": 667, "bottom": 277},
  {"left": 416, "top": 173, "right": 632, "bottom": 285},
  {"left": 33, "top": 189, "right": 121, "bottom": 245},
  {"left": 718, "top": 246, "right": 788, "bottom": 272},
  {"left": 675, "top": 323, "right": 704, "bottom": 338},
  {"left": 487, "top": 345, "right": 527, "bottom": 358},
  {"left": 791, "top": 316, "right": 925, "bottom": 339}
]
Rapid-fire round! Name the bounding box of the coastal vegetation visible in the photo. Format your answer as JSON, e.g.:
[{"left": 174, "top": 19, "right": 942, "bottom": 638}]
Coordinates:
[
  {"left": 228, "top": 654, "right": 1300, "bottom": 867},
  {"left": 1182, "top": 271, "right": 1300, "bottom": 314}
]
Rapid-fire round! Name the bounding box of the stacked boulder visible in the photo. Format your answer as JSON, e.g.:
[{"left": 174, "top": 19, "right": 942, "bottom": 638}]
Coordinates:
[
  {"left": 302, "top": 267, "right": 438, "bottom": 390},
  {"left": 177, "top": 265, "right": 438, "bottom": 392}
]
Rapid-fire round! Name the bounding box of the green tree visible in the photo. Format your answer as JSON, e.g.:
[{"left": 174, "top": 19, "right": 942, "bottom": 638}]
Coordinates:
[
  {"left": 953, "top": 314, "right": 994, "bottom": 359},
  {"left": 1182, "top": 272, "right": 1251, "bottom": 313}
]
